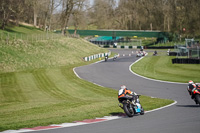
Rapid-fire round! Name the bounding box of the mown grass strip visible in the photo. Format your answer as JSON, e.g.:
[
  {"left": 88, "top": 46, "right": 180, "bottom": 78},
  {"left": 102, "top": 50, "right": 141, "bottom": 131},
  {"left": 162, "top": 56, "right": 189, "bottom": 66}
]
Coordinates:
[
  {"left": 0, "top": 73, "right": 27, "bottom": 103},
  {"left": 32, "top": 69, "right": 73, "bottom": 100}
]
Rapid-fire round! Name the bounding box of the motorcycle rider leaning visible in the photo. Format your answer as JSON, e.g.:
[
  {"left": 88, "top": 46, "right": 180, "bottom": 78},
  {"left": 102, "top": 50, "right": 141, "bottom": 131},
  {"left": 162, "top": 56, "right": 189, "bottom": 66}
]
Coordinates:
[
  {"left": 118, "top": 85, "right": 138, "bottom": 105},
  {"left": 187, "top": 80, "right": 196, "bottom": 99},
  {"left": 105, "top": 53, "right": 108, "bottom": 58}
]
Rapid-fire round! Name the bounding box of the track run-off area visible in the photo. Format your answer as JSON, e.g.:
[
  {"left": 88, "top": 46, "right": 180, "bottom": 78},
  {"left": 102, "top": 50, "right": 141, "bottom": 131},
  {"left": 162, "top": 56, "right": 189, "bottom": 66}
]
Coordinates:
[{"left": 6, "top": 49, "right": 200, "bottom": 133}]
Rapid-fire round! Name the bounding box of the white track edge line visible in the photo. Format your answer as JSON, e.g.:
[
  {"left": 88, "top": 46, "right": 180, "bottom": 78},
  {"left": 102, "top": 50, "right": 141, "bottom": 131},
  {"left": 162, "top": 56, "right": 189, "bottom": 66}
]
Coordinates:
[
  {"left": 145, "top": 100, "right": 177, "bottom": 113},
  {"left": 129, "top": 55, "right": 187, "bottom": 85},
  {"left": 73, "top": 68, "right": 104, "bottom": 87}
]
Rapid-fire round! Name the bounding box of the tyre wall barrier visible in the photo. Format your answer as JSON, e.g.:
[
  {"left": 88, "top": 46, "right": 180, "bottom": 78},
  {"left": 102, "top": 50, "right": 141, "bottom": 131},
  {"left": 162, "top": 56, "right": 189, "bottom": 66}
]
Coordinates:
[
  {"left": 105, "top": 46, "right": 174, "bottom": 49},
  {"left": 168, "top": 52, "right": 188, "bottom": 56},
  {"left": 169, "top": 52, "right": 179, "bottom": 56},
  {"left": 172, "top": 58, "right": 200, "bottom": 64},
  {"left": 145, "top": 46, "right": 174, "bottom": 49},
  {"left": 100, "top": 45, "right": 138, "bottom": 49},
  {"left": 83, "top": 51, "right": 111, "bottom": 61}
]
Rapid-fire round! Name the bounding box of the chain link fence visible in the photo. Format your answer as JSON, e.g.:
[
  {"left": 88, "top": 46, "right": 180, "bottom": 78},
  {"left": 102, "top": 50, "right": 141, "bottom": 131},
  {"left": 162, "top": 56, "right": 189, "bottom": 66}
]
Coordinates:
[
  {"left": 172, "top": 39, "right": 200, "bottom": 64},
  {"left": 0, "top": 32, "right": 79, "bottom": 44},
  {"left": 174, "top": 39, "right": 200, "bottom": 59}
]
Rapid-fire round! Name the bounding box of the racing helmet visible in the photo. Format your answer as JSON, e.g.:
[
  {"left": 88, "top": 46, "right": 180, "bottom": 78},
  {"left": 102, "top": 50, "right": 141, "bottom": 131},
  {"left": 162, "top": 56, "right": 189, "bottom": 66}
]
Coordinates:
[
  {"left": 121, "top": 85, "right": 126, "bottom": 90},
  {"left": 188, "top": 80, "right": 194, "bottom": 84}
]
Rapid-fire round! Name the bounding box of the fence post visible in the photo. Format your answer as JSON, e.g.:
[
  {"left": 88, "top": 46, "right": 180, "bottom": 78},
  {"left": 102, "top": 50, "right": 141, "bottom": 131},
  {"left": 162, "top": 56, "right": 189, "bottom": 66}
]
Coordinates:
[{"left": 6, "top": 33, "right": 9, "bottom": 44}]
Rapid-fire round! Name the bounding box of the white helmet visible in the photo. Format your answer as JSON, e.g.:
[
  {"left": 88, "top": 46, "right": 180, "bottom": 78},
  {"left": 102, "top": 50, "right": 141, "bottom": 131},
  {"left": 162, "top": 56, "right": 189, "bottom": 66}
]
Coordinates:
[
  {"left": 121, "top": 85, "right": 126, "bottom": 90},
  {"left": 188, "top": 80, "right": 194, "bottom": 84}
]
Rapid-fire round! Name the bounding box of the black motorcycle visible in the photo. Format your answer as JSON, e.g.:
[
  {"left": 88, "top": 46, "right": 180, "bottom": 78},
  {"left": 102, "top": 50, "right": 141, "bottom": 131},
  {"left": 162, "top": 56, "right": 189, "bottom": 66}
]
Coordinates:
[
  {"left": 105, "top": 56, "right": 108, "bottom": 62},
  {"left": 118, "top": 95, "right": 144, "bottom": 117}
]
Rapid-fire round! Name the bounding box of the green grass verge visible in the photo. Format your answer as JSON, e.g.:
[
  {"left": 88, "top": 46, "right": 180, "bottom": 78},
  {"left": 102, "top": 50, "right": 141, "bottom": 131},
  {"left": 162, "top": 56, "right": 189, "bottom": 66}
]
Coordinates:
[
  {"left": 0, "top": 26, "right": 174, "bottom": 131},
  {"left": 0, "top": 65, "right": 173, "bottom": 131},
  {"left": 131, "top": 50, "right": 200, "bottom": 83},
  {"left": 150, "top": 42, "right": 175, "bottom": 47}
]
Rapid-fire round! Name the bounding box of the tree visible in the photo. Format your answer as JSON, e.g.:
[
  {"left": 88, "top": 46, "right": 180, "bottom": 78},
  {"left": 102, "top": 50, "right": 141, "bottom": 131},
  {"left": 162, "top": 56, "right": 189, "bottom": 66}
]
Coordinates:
[
  {"left": 60, "top": 0, "right": 75, "bottom": 35},
  {"left": 71, "top": 0, "right": 90, "bottom": 34},
  {"left": 7, "top": 0, "right": 26, "bottom": 26},
  {"left": 1, "top": 0, "right": 200, "bottom": 37},
  {"left": 90, "top": 0, "right": 116, "bottom": 29},
  {"left": 0, "top": 0, "right": 13, "bottom": 30},
  {"left": 33, "top": 0, "right": 40, "bottom": 27},
  {"left": 49, "top": 0, "right": 62, "bottom": 31}
]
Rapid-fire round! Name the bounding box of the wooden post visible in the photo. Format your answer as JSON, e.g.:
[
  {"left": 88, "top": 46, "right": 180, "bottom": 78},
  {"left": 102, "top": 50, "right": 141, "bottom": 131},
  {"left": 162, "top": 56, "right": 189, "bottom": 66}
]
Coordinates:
[{"left": 7, "top": 33, "right": 9, "bottom": 44}]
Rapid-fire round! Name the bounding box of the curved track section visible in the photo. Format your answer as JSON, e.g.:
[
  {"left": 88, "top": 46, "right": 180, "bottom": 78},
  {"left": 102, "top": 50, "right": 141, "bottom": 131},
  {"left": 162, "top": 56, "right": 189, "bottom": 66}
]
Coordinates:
[{"left": 30, "top": 49, "right": 200, "bottom": 133}]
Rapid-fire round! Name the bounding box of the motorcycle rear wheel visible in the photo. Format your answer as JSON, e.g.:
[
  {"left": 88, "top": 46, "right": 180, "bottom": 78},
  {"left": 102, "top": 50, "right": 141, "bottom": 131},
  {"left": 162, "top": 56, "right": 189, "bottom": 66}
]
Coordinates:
[
  {"left": 195, "top": 94, "right": 200, "bottom": 105},
  {"left": 123, "top": 103, "right": 135, "bottom": 117}
]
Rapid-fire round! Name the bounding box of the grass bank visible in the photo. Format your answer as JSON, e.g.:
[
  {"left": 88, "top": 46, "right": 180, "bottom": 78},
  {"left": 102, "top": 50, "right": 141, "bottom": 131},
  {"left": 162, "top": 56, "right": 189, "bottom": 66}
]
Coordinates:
[
  {"left": 131, "top": 50, "right": 200, "bottom": 83},
  {"left": 0, "top": 26, "right": 174, "bottom": 131},
  {"left": 0, "top": 24, "right": 61, "bottom": 42}
]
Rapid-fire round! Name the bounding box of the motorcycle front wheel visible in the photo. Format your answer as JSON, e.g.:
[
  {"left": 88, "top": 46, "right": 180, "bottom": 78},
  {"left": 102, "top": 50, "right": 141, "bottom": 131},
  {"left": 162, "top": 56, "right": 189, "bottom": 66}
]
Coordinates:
[
  {"left": 140, "top": 106, "right": 144, "bottom": 115},
  {"left": 123, "top": 103, "right": 135, "bottom": 117}
]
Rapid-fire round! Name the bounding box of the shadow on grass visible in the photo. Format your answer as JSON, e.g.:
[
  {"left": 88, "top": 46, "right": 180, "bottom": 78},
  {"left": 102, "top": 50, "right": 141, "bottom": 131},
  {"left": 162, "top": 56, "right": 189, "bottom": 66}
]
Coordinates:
[
  {"left": 2, "top": 24, "right": 42, "bottom": 34},
  {"left": 4, "top": 28, "right": 23, "bottom": 34},
  {"left": 110, "top": 112, "right": 124, "bottom": 115},
  {"left": 19, "top": 24, "right": 42, "bottom": 31},
  {"left": 109, "top": 112, "right": 127, "bottom": 117}
]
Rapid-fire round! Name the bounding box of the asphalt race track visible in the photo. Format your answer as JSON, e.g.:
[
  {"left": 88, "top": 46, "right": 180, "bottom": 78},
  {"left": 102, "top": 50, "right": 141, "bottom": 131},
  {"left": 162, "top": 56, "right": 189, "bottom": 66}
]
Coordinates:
[{"left": 29, "top": 49, "right": 200, "bottom": 133}]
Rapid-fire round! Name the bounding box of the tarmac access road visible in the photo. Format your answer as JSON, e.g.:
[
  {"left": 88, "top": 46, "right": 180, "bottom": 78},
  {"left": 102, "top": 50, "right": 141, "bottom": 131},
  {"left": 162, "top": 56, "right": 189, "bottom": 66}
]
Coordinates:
[{"left": 29, "top": 49, "right": 200, "bottom": 133}]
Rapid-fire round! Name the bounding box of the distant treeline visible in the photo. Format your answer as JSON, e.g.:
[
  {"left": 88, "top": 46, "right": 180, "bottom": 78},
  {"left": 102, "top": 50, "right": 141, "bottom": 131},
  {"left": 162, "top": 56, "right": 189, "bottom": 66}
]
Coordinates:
[{"left": 1, "top": 0, "right": 200, "bottom": 38}]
